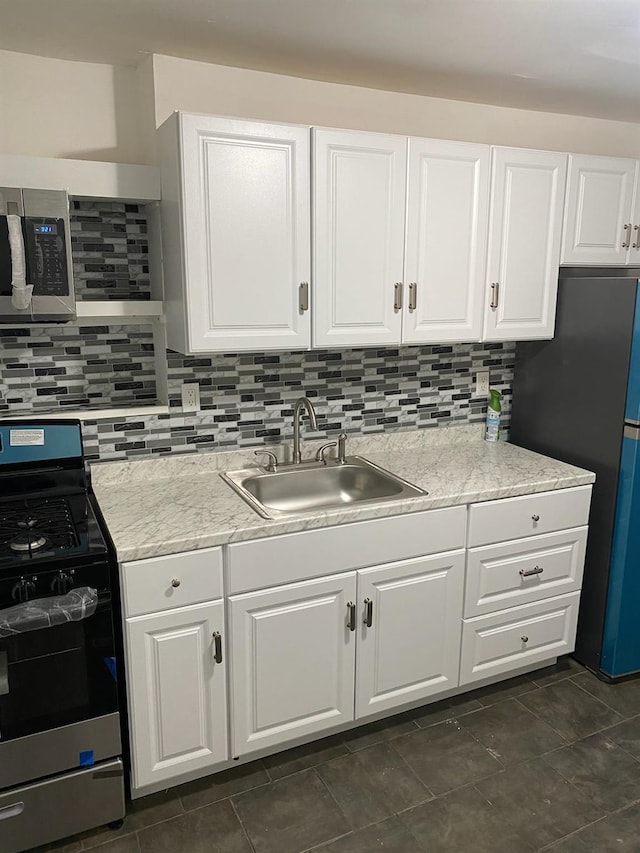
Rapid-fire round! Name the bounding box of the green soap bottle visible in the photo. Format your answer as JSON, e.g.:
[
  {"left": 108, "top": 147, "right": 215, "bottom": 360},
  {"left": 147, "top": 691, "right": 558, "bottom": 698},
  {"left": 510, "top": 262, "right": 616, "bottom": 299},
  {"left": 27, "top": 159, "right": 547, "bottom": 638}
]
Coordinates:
[{"left": 485, "top": 389, "right": 502, "bottom": 442}]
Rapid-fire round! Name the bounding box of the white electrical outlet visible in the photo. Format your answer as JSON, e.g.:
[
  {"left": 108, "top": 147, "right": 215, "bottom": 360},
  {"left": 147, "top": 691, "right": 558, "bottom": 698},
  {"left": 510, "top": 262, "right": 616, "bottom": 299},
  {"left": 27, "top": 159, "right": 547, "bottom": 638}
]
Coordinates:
[
  {"left": 476, "top": 370, "right": 490, "bottom": 396},
  {"left": 181, "top": 382, "right": 200, "bottom": 412}
]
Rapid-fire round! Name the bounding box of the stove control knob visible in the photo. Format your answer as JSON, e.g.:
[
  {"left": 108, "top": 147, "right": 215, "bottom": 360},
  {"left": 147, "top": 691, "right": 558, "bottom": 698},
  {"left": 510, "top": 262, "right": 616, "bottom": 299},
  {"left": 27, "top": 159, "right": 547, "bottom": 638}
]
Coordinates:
[
  {"left": 12, "top": 577, "right": 36, "bottom": 603},
  {"left": 51, "top": 571, "right": 74, "bottom": 595}
]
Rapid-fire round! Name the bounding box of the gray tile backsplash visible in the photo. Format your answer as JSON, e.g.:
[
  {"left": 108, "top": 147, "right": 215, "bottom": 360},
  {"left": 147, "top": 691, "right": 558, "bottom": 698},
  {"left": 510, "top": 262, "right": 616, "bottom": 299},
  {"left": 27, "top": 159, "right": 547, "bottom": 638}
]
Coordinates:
[
  {"left": 0, "top": 200, "right": 515, "bottom": 462},
  {"left": 80, "top": 341, "right": 514, "bottom": 462}
]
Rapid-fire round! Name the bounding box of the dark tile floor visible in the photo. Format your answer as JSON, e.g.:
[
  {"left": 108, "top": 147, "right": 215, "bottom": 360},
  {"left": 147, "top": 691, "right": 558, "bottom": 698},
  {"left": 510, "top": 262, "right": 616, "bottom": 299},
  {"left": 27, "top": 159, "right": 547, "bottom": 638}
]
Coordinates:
[{"left": 37, "top": 657, "right": 640, "bottom": 853}]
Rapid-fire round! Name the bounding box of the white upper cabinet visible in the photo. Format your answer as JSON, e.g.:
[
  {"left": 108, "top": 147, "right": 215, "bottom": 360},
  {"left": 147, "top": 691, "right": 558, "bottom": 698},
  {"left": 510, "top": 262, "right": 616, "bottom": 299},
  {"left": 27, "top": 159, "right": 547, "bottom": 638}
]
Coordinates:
[
  {"left": 484, "top": 147, "right": 567, "bottom": 342},
  {"left": 159, "top": 112, "right": 311, "bottom": 353},
  {"left": 403, "top": 139, "right": 490, "bottom": 344},
  {"left": 313, "top": 129, "right": 407, "bottom": 347},
  {"left": 561, "top": 155, "right": 639, "bottom": 266}
]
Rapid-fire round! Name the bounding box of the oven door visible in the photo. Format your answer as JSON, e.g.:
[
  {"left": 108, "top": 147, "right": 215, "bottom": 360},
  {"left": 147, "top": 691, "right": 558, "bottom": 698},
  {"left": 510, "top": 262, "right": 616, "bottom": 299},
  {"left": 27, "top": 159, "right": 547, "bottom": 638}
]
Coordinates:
[{"left": 0, "top": 588, "right": 120, "bottom": 791}]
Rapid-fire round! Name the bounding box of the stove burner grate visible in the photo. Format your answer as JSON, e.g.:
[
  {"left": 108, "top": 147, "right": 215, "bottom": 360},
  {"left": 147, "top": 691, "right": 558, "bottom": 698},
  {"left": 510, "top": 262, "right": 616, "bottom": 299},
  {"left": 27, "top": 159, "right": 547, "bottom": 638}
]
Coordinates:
[{"left": 0, "top": 498, "right": 79, "bottom": 559}]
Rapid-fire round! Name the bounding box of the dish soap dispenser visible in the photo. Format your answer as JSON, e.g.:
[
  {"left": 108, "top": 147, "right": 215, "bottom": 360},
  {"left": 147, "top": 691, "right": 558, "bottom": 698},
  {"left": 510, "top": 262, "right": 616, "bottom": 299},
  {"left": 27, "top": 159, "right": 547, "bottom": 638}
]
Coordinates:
[{"left": 485, "top": 389, "right": 502, "bottom": 442}]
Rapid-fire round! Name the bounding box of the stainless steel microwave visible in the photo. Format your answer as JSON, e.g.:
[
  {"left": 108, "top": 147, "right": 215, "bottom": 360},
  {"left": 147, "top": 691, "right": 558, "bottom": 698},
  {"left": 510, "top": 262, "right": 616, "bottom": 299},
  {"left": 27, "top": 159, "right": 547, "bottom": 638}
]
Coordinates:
[{"left": 0, "top": 187, "right": 75, "bottom": 323}]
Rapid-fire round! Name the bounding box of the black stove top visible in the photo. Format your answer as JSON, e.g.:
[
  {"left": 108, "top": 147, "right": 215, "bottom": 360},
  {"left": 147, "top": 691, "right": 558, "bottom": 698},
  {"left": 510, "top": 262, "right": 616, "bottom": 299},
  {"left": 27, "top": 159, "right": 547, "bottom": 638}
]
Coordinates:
[
  {"left": 0, "top": 420, "right": 111, "bottom": 606},
  {"left": 0, "top": 493, "right": 108, "bottom": 574}
]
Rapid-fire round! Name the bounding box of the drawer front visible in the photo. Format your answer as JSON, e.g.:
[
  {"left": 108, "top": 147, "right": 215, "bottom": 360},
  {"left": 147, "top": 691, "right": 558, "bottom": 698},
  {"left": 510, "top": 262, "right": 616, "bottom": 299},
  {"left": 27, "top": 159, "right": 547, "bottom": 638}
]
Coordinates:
[
  {"left": 226, "top": 506, "right": 466, "bottom": 594},
  {"left": 467, "top": 486, "right": 592, "bottom": 547},
  {"left": 465, "top": 527, "right": 587, "bottom": 617},
  {"left": 460, "top": 592, "right": 581, "bottom": 685},
  {"left": 122, "top": 548, "right": 223, "bottom": 617},
  {"left": 0, "top": 759, "right": 124, "bottom": 853}
]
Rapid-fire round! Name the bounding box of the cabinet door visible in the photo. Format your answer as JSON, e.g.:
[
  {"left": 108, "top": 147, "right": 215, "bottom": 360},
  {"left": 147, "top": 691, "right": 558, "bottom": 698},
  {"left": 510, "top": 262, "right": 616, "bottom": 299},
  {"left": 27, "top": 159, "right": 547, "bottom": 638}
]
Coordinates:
[
  {"left": 631, "top": 174, "right": 640, "bottom": 263},
  {"left": 484, "top": 147, "right": 567, "bottom": 341},
  {"left": 355, "top": 551, "right": 465, "bottom": 718},
  {"left": 126, "top": 600, "right": 227, "bottom": 790},
  {"left": 178, "top": 114, "right": 311, "bottom": 352},
  {"left": 403, "top": 139, "right": 490, "bottom": 344},
  {"left": 561, "top": 155, "right": 637, "bottom": 266},
  {"left": 230, "top": 572, "right": 356, "bottom": 757},
  {"left": 313, "top": 128, "right": 406, "bottom": 347}
]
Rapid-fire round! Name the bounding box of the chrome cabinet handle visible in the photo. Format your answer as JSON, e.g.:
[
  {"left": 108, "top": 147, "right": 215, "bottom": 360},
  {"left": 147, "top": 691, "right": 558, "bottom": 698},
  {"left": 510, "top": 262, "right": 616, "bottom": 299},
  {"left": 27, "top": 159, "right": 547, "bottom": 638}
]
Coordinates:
[
  {"left": 315, "top": 442, "right": 337, "bottom": 463},
  {"left": 531, "top": 514, "right": 540, "bottom": 522},
  {"left": 363, "top": 597, "right": 373, "bottom": 628},
  {"left": 623, "top": 224, "right": 632, "bottom": 248},
  {"left": 521, "top": 635, "right": 529, "bottom": 644},
  {"left": 408, "top": 282, "right": 417, "bottom": 312},
  {"left": 299, "top": 281, "right": 309, "bottom": 313},
  {"left": 171, "top": 578, "right": 181, "bottom": 588},
  {"left": 213, "top": 631, "right": 223, "bottom": 663},
  {"left": 633, "top": 225, "right": 639, "bottom": 250},
  {"left": 394, "top": 282, "right": 403, "bottom": 311},
  {"left": 490, "top": 282, "right": 500, "bottom": 309},
  {"left": 520, "top": 565, "right": 544, "bottom": 578},
  {"left": 347, "top": 602, "right": 356, "bottom": 631},
  {"left": 254, "top": 449, "right": 278, "bottom": 473}
]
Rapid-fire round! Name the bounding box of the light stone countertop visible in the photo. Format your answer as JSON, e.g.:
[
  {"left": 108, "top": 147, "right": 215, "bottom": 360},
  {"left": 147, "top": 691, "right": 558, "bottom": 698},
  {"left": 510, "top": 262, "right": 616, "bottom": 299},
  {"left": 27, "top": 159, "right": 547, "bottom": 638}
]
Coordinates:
[{"left": 90, "top": 425, "right": 595, "bottom": 563}]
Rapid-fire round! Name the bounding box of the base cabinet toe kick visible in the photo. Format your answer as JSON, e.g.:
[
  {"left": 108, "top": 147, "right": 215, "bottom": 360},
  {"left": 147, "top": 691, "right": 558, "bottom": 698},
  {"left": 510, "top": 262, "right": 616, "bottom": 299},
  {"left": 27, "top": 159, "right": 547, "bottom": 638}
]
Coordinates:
[{"left": 119, "top": 485, "right": 592, "bottom": 797}]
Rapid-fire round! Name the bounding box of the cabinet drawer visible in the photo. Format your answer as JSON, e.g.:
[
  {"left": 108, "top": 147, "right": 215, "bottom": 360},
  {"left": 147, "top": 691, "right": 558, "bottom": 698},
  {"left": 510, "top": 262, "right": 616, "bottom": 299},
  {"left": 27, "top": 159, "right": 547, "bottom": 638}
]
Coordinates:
[
  {"left": 121, "top": 548, "right": 223, "bottom": 617},
  {"left": 467, "top": 486, "right": 591, "bottom": 547},
  {"left": 460, "top": 592, "right": 580, "bottom": 685},
  {"left": 465, "top": 527, "right": 587, "bottom": 617},
  {"left": 226, "top": 506, "right": 466, "bottom": 594}
]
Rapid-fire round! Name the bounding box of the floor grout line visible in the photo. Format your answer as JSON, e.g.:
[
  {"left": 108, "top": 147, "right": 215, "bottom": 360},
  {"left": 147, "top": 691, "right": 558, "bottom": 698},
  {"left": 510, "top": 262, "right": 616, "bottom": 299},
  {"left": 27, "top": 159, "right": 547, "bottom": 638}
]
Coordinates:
[{"left": 228, "top": 796, "right": 258, "bottom": 853}]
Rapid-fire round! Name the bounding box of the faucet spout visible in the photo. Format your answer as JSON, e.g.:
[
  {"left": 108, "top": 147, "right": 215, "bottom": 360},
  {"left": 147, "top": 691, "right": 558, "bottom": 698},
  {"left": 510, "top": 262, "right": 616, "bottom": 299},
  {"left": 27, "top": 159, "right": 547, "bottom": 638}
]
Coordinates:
[{"left": 292, "top": 397, "right": 318, "bottom": 464}]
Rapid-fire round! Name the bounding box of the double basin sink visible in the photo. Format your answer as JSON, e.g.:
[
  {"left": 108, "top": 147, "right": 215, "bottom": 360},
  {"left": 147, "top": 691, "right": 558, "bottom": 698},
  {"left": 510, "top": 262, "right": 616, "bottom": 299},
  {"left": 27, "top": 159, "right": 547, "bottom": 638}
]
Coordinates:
[{"left": 221, "top": 456, "right": 426, "bottom": 519}]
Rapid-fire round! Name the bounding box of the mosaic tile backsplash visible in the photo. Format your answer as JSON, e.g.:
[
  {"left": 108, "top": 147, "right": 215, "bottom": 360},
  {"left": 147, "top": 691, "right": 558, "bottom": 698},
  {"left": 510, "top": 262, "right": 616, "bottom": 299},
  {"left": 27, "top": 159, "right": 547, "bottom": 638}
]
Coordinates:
[
  {"left": 0, "top": 200, "right": 515, "bottom": 462},
  {"left": 79, "top": 342, "right": 514, "bottom": 462},
  {"left": 70, "top": 200, "right": 151, "bottom": 301}
]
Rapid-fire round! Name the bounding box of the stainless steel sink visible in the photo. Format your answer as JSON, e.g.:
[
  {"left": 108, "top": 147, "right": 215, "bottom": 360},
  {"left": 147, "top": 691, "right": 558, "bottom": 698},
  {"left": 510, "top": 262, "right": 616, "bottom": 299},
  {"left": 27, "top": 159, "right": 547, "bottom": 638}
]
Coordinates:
[{"left": 221, "top": 456, "right": 427, "bottom": 519}]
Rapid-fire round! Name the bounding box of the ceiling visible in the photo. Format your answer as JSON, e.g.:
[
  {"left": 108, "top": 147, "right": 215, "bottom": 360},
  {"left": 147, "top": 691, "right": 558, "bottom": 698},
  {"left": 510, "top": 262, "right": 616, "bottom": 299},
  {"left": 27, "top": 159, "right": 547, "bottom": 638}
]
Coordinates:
[{"left": 2, "top": 0, "right": 640, "bottom": 122}]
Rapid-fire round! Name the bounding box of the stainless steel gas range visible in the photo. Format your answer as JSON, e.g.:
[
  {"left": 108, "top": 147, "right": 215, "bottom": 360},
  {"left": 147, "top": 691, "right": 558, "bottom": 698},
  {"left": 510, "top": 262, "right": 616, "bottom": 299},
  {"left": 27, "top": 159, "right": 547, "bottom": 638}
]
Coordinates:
[{"left": 0, "top": 420, "right": 124, "bottom": 853}]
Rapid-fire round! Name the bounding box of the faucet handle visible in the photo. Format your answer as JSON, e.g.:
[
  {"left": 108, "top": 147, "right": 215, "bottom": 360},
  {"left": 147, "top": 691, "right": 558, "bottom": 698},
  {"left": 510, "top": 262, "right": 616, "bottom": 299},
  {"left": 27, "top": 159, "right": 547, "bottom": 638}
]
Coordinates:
[
  {"left": 337, "top": 433, "right": 347, "bottom": 464},
  {"left": 254, "top": 449, "right": 278, "bottom": 473},
  {"left": 315, "top": 442, "right": 337, "bottom": 464}
]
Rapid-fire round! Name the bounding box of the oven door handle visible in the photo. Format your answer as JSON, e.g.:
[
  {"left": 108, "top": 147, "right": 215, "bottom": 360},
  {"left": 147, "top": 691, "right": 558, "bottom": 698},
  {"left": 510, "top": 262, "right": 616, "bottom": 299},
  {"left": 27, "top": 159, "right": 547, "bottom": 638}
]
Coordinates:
[{"left": 0, "top": 650, "right": 7, "bottom": 696}]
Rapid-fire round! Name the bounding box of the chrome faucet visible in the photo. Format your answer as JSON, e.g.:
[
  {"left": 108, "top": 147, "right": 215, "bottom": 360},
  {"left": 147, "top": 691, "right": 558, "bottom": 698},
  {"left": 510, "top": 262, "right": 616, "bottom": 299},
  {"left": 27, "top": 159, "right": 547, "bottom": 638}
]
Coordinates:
[{"left": 292, "top": 397, "right": 318, "bottom": 464}]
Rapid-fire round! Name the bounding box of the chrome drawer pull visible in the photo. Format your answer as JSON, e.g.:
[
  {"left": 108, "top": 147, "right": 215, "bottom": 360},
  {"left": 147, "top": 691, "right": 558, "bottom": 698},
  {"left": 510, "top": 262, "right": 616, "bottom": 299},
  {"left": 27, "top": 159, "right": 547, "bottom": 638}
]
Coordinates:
[
  {"left": 521, "top": 635, "right": 529, "bottom": 643},
  {"left": 520, "top": 565, "right": 544, "bottom": 578},
  {"left": 171, "top": 578, "right": 181, "bottom": 588},
  {"left": 531, "top": 514, "right": 540, "bottom": 523}
]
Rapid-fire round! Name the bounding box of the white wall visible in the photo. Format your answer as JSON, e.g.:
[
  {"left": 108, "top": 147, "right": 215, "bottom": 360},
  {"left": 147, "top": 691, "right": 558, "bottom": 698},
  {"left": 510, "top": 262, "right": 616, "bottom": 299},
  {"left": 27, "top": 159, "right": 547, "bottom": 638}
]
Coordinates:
[
  {"left": 152, "top": 55, "right": 640, "bottom": 157},
  {"left": 0, "top": 48, "right": 639, "bottom": 166},
  {"left": 0, "top": 50, "right": 148, "bottom": 164}
]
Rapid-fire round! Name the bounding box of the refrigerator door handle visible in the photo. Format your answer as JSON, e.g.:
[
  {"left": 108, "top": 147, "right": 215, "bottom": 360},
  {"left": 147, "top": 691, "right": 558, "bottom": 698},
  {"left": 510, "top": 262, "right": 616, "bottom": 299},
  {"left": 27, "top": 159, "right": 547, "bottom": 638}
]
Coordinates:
[{"left": 624, "top": 422, "right": 640, "bottom": 440}]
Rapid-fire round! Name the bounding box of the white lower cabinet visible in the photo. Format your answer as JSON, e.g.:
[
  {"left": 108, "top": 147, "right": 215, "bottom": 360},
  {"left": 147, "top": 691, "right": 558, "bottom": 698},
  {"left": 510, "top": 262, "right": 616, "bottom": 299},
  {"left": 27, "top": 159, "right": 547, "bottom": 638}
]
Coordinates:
[
  {"left": 460, "top": 592, "right": 581, "bottom": 685},
  {"left": 356, "top": 551, "right": 465, "bottom": 717},
  {"left": 121, "top": 486, "right": 591, "bottom": 795},
  {"left": 229, "top": 548, "right": 467, "bottom": 758},
  {"left": 229, "top": 573, "right": 357, "bottom": 757},
  {"left": 125, "top": 600, "right": 228, "bottom": 789}
]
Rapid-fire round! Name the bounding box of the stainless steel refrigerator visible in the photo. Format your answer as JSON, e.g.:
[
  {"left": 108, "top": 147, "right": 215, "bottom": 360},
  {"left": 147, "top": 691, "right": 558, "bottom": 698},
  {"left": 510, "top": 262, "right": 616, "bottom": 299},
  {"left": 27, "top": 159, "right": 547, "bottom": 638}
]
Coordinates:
[{"left": 511, "top": 267, "right": 640, "bottom": 680}]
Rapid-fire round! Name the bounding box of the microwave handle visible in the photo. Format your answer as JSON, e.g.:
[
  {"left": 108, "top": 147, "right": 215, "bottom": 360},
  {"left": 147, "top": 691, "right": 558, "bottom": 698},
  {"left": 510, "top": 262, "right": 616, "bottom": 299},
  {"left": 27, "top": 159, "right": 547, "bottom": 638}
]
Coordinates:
[{"left": 6, "top": 215, "right": 33, "bottom": 311}]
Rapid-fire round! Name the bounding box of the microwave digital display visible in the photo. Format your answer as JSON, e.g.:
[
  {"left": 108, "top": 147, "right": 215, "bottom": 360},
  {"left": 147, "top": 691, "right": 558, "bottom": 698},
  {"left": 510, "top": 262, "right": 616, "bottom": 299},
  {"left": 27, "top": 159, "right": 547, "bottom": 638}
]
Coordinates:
[{"left": 34, "top": 224, "right": 57, "bottom": 235}]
